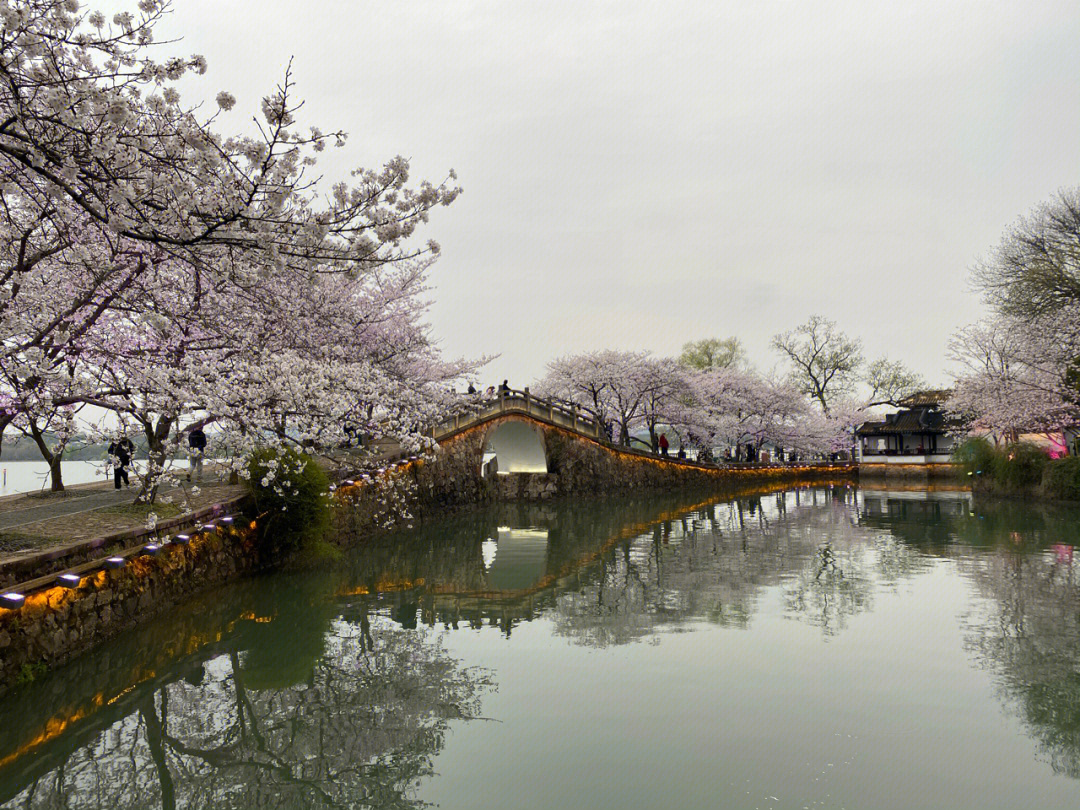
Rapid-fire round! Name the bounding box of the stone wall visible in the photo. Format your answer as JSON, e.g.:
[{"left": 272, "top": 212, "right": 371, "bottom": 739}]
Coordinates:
[
  {"left": 858, "top": 462, "right": 960, "bottom": 480},
  {"left": 0, "top": 525, "right": 259, "bottom": 691}
]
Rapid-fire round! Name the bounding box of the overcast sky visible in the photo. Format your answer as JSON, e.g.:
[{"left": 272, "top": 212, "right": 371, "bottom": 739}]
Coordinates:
[{"left": 155, "top": 0, "right": 1080, "bottom": 387}]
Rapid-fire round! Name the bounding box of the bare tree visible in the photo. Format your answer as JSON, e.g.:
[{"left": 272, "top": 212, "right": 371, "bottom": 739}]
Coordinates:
[
  {"left": 772, "top": 316, "right": 863, "bottom": 415},
  {"left": 973, "top": 188, "right": 1080, "bottom": 319}
]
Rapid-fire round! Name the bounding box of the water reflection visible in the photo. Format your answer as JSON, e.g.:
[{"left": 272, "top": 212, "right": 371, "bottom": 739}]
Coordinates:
[
  {"left": 0, "top": 579, "right": 491, "bottom": 809},
  {"left": 954, "top": 499, "right": 1080, "bottom": 779},
  {"left": 1, "top": 485, "right": 1079, "bottom": 808}
]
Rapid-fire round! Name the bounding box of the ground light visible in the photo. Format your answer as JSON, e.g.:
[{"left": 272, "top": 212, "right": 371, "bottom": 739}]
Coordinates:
[
  {"left": 172, "top": 533, "right": 191, "bottom": 545},
  {"left": 56, "top": 573, "right": 81, "bottom": 589},
  {"left": 0, "top": 592, "right": 25, "bottom": 608},
  {"left": 142, "top": 544, "right": 161, "bottom": 556},
  {"left": 219, "top": 516, "right": 234, "bottom": 525},
  {"left": 104, "top": 557, "right": 126, "bottom": 569}
]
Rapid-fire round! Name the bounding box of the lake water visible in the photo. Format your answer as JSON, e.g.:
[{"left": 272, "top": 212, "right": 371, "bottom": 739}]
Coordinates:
[
  {"left": 0, "top": 460, "right": 191, "bottom": 496},
  {"left": 1, "top": 484, "right": 1079, "bottom": 809}
]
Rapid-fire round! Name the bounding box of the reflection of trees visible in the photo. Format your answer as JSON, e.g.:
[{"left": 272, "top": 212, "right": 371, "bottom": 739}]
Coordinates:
[
  {"left": 3, "top": 484, "right": 952, "bottom": 806},
  {"left": 871, "top": 489, "right": 1080, "bottom": 778},
  {"left": 344, "top": 487, "right": 926, "bottom": 646},
  {"left": 4, "top": 609, "right": 490, "bottom": 809},
  {"left": 960, "top": 540, "right": 1080, "bottom": 778},
  {"left": 549, "top": 489, "right": 914, "bottom": 645}
]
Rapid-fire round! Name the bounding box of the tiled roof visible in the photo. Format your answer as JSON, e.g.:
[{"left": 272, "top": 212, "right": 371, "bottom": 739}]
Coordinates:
[
  {"left": 857, "top": 407, "right": 948, "bottom": 435},
  {"left": 899, "top": 389, "right": 953, "bottom": 407}
]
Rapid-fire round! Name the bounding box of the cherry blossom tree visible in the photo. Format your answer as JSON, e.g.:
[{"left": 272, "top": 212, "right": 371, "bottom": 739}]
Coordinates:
[
  {"left": 950, "top": 189, "right": 1080, "bottom": 448},
  {"left": 0, "top": 2, "right": 460, "bottom": 272},
  {"left": 946, "top": 311, "right": 1077, "bottom": 443},
  {"left": 637, "top": 357, "right": 692, "bottom": 451},
  {"left": 0, "top": 204, "right": 153, "bottom": 489},
  {"left": 0, "top": 1, "right": 475, "bottom": 497},
  {"left": 537, "top": 351, "right": 689, "bottom": 447},
  {"left": 681, "top": 368, "right": 800, "bottom": 455}
]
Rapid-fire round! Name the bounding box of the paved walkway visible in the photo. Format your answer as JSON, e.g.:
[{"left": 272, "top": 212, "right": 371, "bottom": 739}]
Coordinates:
[
  {"left": 0, "top": 488, "right": 136, "bottom": 532},
  {"left": 0, "top": 473, "right": 246, "bottom": 558}
]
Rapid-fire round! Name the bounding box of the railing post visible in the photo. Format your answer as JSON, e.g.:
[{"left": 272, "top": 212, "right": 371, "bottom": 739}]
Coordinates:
[
  {"left": 523, "top": 386, "right": 530, "bottom": 412},
  {"left": 499, "top": 388, "right": 505, "bottom": 411}
]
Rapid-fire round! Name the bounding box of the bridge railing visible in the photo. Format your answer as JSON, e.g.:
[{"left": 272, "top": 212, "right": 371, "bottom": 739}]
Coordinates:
[{"left": 431, "top": 388, "right": 602, "bottom": 440}]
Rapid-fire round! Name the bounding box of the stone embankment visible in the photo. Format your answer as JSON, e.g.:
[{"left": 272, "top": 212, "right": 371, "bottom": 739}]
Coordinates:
[
  {"left": 0, "top": 410, "right": 855, "bottom": 692},
  {"left": 856, "top": 461, "right": 959, "bottom": 480}
]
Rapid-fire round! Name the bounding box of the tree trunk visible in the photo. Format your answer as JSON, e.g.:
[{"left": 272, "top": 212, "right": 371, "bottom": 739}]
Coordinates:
[
  {"left": 28, "top": 421, "right": 63, "bottom": 492},
  {"left": 141, "top": 694, "right": 176, "bottom": 810},
  {"left": 135, "top": 416, "right": 175, "bottom": 504}
]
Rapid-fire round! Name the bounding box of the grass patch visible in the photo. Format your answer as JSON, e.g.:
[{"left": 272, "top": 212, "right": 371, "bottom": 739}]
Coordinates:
[{"left": 0, "top": 531, "right": 59, "bottom": 552}]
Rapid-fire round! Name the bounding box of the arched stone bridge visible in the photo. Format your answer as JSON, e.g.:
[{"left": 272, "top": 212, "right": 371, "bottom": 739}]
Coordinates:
[{"left": 396, "top": 389, "right": 855, "bottom": 505}]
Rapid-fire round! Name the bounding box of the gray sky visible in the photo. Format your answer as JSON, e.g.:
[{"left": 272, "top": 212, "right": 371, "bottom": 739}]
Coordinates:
[{"left": 157, "top": 0, "right": 1080, "bottom": 386}]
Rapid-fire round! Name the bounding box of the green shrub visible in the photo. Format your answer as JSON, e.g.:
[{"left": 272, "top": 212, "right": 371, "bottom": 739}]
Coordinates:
[
  {"left": 953, "top": 437, "right": 997, "bottom": 477},
  {"left": 991, "top": 442, "right": 1050, "bottom": 489},
  {"left": 953, "top": 438, "right": 1050, "bottom": 492},
  {"left": 17, "top": 661, "right": 47, "bottom": 685},
  {"left": 1042, "top": 455, "right": 1080, "bottom": 501},
  {"left": 245, "top": 447, "right": 332, "bottom": 553}
]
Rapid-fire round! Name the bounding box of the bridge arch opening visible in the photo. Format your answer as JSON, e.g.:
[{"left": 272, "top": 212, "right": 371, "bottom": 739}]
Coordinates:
[{"left": 481, "top": 421, "right": 548, "bottom": 476}]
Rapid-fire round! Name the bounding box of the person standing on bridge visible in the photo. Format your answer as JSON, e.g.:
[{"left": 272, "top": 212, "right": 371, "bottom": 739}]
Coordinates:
[
  {"left": 499, "top": 380, "right": 510, "bottom": 395},
  {"left": 658, "top": 433, "right": 669, "bottom": 456}
]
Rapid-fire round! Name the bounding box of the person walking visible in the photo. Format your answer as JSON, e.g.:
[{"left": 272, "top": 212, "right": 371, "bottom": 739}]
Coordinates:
[
  {"left": 187, "top": 426, "right": 207, "bottom": 482},
  {"left": 658, "top": 433, "right": 669, "bottom": 456},
  {"left": 108, "top": 434, "right": 135, "bottom": 489}
]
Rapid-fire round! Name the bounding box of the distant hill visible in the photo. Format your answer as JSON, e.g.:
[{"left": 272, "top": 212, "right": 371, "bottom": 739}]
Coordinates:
[{"left": 0, "top": 432, "right": 171, "bottom": 461}]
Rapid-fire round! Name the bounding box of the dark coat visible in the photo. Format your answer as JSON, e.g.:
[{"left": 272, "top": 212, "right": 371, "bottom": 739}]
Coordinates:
[
  {"left": 108, "top": 439, "right": 134, "bottom": 466},
  {"left": 188, "top": 428, "right": 207, "bottom": 451}
]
